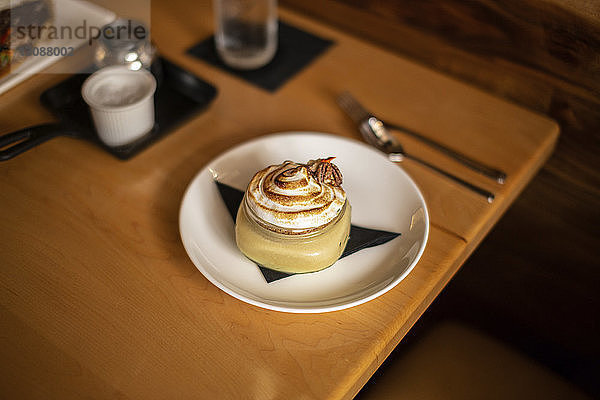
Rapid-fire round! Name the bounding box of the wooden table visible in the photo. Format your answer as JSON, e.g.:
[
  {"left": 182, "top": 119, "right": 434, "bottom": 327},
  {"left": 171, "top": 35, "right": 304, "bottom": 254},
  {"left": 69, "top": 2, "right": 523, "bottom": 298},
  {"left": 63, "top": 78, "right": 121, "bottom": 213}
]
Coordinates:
[{"left": 0, "top": 2, "right": 559, "bottom": 399}]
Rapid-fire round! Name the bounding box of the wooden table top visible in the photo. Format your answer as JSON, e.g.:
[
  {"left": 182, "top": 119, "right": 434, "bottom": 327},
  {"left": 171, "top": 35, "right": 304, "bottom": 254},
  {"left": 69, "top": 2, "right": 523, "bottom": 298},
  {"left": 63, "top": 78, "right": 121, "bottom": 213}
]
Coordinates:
[{"left": 0, "top": 2, "right": 559, "bottom": 399}]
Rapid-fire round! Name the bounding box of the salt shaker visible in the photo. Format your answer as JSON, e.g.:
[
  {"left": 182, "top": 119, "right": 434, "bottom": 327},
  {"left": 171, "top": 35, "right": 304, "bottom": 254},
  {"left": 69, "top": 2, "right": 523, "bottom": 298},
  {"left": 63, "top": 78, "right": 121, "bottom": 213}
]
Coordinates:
[
  {"left": 94, "top": 19, "right": 156, "bottom": 71},
  {"left": 213, "top": 0, "right": 278, "bottom": 69}
]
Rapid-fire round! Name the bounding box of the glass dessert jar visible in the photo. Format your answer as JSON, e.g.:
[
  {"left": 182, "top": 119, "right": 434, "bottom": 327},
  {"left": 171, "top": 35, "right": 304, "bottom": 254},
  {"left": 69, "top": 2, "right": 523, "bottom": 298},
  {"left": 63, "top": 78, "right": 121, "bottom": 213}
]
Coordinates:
[
  {"left": 236, "top": 196, "right": 351, "bottom": 274},
  {"left": 235, "top": 158, "right": 351, "bottom": 274}
]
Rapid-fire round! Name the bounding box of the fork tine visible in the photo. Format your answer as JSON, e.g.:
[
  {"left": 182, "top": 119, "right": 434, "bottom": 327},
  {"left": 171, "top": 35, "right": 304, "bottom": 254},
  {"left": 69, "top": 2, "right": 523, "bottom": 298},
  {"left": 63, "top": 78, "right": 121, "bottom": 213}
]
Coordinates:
[{"left": 336, "top": 91, "right": 371, "bottom": 123}]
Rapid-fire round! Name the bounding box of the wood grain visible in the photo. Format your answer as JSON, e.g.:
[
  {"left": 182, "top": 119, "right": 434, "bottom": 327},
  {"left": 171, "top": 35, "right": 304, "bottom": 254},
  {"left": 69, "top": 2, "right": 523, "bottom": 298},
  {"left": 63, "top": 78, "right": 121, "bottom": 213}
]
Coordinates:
[
  {"left": 280, "top": 0, "right": 600, "bottom": 212},
  {"left": 280, "top": 2, "right": 600, "bottom": 393},
  {"left": 281, "top": 0, "right": 600, "bottom": 124},
  {"left": 338, "top": 0, "right": 600, "bottom": 90},
  {"left": 0, "top": 2, "right": 558, "bottom": 399}
]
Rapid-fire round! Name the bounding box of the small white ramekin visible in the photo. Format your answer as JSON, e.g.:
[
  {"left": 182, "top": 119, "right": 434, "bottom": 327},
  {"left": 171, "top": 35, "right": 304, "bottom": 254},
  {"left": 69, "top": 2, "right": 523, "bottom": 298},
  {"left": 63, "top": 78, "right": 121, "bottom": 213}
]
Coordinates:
[{"left": 82, "top": 66, "right": 157, "bottom": 147}]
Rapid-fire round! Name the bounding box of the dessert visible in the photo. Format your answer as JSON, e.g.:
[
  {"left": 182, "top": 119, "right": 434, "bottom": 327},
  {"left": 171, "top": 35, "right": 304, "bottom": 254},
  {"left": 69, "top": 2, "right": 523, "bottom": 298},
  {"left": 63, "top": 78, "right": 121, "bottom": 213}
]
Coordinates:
[
  {"left": 0, "top": 0, "right": 54, "bottom": 78},
  {"left": 235, "top": 157, "right": 351, "bottom": 274}
]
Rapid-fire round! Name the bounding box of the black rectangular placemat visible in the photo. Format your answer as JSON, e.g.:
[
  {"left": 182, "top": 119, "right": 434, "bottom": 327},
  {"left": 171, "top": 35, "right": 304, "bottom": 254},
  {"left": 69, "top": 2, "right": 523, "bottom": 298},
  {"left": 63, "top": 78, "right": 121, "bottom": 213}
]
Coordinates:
[
  {"left": 187, "top": 21, "right": 334, "bottom": 92},
  {"left": 0, "top": 58, "right": 218, "bottom": 162},
  {"left": 36, "top": 58, "right": 217, "bottom": 160}
]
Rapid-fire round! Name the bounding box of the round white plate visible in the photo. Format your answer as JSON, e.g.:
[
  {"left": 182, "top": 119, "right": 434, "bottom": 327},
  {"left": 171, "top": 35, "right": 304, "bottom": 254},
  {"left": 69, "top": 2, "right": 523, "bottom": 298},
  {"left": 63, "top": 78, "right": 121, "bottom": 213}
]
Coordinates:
[{"left": 179, "top": 132, "right": 429, "bottom": 313}]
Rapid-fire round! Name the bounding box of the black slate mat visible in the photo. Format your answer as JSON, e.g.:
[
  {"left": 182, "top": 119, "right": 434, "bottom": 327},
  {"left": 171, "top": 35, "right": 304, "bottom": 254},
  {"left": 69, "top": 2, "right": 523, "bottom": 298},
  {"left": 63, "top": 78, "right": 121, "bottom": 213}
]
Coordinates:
[
  {"left": 216, "top": 181, "right": 401, "bottom": 282},
  {"left": 187, "top": 21, "right": 334, "bottom": 92},
  {"left": 0, "top": 57, "right": 218, "bottom": 161}
]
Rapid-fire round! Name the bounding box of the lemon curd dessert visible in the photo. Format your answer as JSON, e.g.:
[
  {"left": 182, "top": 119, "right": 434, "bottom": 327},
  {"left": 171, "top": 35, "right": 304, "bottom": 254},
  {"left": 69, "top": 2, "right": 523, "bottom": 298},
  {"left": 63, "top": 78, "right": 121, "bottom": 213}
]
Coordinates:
[{"left": 235, "top": 157, "right": 351, "bottom": 274}]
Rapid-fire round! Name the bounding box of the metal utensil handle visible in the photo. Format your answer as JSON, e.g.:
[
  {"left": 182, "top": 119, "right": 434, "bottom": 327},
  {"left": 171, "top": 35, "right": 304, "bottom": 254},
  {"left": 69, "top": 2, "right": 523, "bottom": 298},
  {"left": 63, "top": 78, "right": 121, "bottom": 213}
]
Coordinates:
[
  {"left": 403, "top": 153, "right": 495, "bottom": 203},
  {"left": 386, "top": 121, "right": 507, "bottom": 184}
]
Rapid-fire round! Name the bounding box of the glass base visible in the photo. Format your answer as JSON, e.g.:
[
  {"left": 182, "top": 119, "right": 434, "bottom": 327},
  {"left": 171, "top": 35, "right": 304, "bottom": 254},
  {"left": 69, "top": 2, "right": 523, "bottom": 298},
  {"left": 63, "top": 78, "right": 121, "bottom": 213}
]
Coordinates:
[
  {"left": 216, "top": 45, "right": 277, "bottom": 70},
  {"left": 235, "top": 201, "right": 351, "bottom": 273}
]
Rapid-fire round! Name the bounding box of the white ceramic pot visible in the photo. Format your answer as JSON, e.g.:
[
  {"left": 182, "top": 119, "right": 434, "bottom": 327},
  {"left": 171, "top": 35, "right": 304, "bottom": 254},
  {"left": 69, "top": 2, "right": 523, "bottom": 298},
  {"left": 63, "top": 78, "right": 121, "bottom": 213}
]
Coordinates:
[{"left": 82, "top": 66, "right": 157, "bottom": 147}]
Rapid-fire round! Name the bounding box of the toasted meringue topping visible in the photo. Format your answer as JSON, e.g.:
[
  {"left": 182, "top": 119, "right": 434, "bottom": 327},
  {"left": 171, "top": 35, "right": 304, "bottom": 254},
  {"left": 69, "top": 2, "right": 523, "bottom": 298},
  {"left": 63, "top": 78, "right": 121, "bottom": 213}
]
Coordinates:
[{"left": 245, "top": 160, "right": 346, "bottom": 231}]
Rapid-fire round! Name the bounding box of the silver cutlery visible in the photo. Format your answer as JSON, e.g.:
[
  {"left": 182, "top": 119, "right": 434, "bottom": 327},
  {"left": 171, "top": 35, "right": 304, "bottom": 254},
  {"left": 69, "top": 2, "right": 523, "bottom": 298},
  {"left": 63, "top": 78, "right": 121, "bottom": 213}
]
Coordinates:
[
  {"left": 337, "top": 91, "right": 495, "bottom": 203},
  {"left": 336, "top": 91, "right": 507, "bottom": 184}
]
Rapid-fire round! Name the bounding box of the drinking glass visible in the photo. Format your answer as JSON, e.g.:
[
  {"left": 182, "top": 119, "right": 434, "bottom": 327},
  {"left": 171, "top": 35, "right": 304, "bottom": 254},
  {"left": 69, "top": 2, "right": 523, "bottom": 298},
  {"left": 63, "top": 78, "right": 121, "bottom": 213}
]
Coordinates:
[{"left": 213, "top": 0, "right": 278, "bottom": 69}]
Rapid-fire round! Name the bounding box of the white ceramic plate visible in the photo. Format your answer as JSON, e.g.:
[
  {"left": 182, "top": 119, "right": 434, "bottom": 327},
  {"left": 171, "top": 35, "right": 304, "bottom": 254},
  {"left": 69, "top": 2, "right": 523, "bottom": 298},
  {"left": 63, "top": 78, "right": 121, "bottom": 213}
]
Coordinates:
[
  {"left": 0, "top": 0, "right": 116, "bottom": 95},
  {"left": 179, "top": 132, "right": 429, "bottom": 313}
]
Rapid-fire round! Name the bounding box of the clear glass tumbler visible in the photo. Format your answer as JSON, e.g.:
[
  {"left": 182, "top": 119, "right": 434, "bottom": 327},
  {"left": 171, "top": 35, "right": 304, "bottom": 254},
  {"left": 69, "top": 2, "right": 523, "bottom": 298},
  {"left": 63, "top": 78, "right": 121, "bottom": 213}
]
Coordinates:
[{"left": 213, "top": 0, "right": 278, "bottom": 70}]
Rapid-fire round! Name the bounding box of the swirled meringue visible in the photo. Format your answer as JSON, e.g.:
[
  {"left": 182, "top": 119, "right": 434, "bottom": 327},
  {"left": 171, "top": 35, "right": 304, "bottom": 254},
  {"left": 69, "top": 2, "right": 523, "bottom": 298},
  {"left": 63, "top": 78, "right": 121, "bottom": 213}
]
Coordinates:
[{"left": 245, "top": 160, "right": 346, "bottom": 232}]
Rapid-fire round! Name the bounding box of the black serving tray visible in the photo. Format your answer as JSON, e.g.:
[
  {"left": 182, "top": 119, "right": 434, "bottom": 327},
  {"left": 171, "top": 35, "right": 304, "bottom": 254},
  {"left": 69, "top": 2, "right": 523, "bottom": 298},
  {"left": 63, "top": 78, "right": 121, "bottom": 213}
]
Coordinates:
[{"left": 0, "top": 57, "right": 217, "bottom": 161}]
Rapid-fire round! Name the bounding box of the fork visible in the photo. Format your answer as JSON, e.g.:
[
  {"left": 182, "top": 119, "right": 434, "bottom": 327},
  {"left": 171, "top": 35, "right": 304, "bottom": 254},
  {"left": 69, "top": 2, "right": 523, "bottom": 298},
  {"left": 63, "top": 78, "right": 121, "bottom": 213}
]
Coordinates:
[
  {"left": 337, "top": 92, "right": 495, "bottom": 203},
  {"left": 337, "top": 91, "right": 506, "bottom": 184}
]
